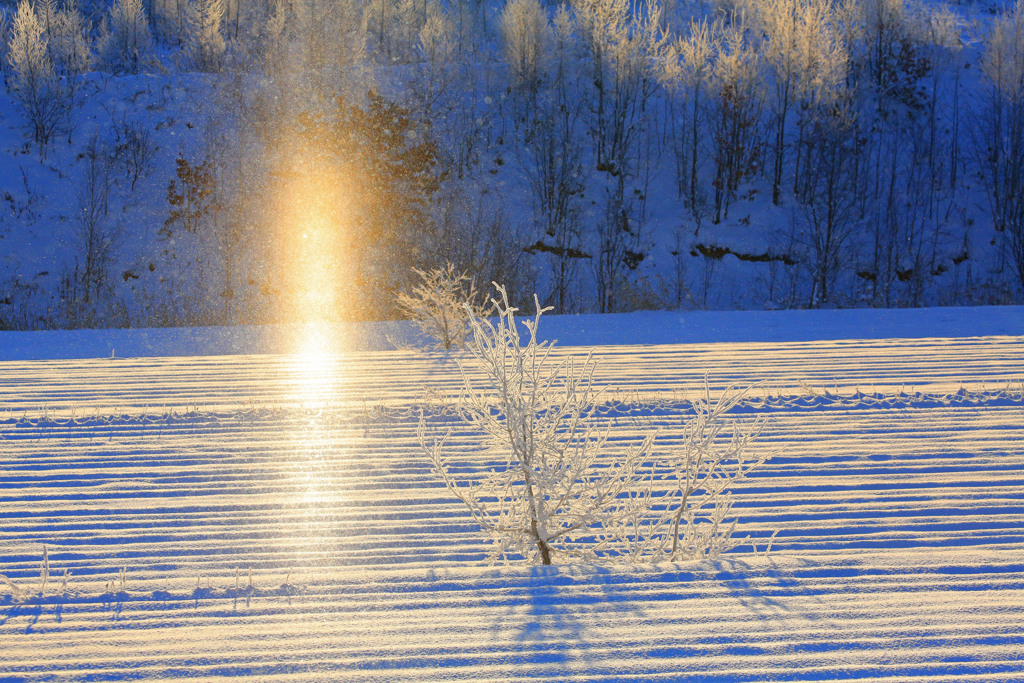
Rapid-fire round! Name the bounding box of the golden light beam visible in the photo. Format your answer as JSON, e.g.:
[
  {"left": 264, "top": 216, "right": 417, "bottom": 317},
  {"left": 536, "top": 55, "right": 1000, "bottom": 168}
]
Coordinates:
[
  {"left": 275, "top": 147, "right": 351, "bottom": 325},
  {"left": 272, "top": 142, "right": 356, "bottom": 567}
]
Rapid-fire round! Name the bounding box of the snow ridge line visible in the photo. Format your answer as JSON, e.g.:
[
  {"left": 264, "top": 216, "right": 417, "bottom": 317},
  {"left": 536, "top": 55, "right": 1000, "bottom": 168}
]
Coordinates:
[
  {"left": 1, "top": 383, "right": 1020, "bottom": 429},
  {"left": 1, "top": 336, "right": 1021, "bottom": 419}
]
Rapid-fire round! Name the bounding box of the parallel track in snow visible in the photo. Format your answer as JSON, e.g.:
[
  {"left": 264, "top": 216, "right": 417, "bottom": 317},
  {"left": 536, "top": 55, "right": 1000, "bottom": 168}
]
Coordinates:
[
  {"left": 1, "top": 336, "right": 1022, "bottom": 681},
  {"left": 0, "top": 335, "right": 1019, "bottom": 415}
]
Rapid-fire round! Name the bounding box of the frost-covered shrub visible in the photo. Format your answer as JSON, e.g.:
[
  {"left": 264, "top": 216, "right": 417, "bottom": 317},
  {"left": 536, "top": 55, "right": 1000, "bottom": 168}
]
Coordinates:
[
  {"left": 397, "top": 263, "right": 490, "bottom": 351},
  {"left": 421, "top": 285, "right": 768, "bottom": 565}
]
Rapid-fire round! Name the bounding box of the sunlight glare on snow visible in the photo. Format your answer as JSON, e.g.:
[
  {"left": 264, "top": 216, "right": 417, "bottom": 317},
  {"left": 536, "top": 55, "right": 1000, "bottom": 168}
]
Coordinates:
[
  {"left": 288, "top": 322, "right": 338, "bottom": 407},
  {"left": 285, "top": 322, "right": 343, "bottom": 565}
]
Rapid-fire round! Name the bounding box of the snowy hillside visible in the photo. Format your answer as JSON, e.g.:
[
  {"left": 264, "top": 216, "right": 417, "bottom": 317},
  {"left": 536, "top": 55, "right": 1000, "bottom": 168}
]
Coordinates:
[
  {"left": 1, "top": 307, "right": 1022, "bottom": 679},
  {"left": 1, "top": 0, "right": 1024, "bottom": 329},
  {"left": 0, "top": 66, "right": 230, "bottom": 327}
]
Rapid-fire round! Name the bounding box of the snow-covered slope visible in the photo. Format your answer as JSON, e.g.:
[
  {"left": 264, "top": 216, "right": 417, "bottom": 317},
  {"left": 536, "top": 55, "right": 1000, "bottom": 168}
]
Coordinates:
[
  {"left": 4, "top": 0, "right": 1024, "bottom": 329},
  {"left": 1, "top": 319, "right": 1022, "bottom": 680}
]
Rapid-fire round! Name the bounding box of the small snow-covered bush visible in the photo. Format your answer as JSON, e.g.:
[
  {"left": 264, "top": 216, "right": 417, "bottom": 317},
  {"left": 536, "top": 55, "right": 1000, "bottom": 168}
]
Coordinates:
[
  {"left": 421, "top": 285, "right": 768, "bottom": 565},
  {"left": 398, "top": 263, "right": 491, "bottom": 351}
]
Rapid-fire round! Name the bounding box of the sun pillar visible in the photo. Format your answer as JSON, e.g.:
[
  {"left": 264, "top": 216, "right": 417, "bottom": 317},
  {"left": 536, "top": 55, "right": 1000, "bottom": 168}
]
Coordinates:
[{"left": 277, "top": 151, "right": 350, "bottom": 326}]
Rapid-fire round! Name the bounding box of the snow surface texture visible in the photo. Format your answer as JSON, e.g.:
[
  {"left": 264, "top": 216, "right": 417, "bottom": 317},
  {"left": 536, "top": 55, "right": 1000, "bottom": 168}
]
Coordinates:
[{"left": 0, "top": 314, "right": 1023, "bottom": 680}]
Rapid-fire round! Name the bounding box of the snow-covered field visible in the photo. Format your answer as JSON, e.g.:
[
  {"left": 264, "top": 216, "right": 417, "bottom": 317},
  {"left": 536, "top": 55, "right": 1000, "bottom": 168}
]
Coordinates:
[{"left": 1, "top": 309, "right": 1023, "bottom": 681}]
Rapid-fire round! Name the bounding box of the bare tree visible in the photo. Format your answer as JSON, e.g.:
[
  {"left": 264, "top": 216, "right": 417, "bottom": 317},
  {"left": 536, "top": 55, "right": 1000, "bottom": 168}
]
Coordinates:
[
  {"left": 261, "top": 0, "right": 289, "bottom": 79},
  {"left": 757, "top": 0, "right": 801, "bottom": 206},
  {"left": 0, "top": 9, "right": 12, "bottom": 81},
  {"left": 861, "top": 0, "right": 920, "bottom": 107},
  {"left": 111, "top": 114, "right": 157, "bottom": 192},
  {"left": 520, "top": 107, "right": 589, "bottom": 313},
  {"left": 797, "top": 102, "right": 863, "bottom": 306},
  {"left": 678, "top": 19, "right": 719, "bottom": 214},
  {"left": 572, "top": 0, "right": 666, "bottom": 173},
  {"left": 397, "top": 263, "right": 490, "bottom": 350},
  {"left": 152, "top": 0, "right": 189, "bottom": 45},
  {"left": 6, "top": 0, "right": 66, "bottom": 147},
  {"left": 515, "top": 9, "right": 589, "bottom": 313},
  {"left": 100, "top": 0, "right": 153, "bottom": 73},
  {"left": 422, "top": 285, "right": 767, "bottom": 565},
  {"left": 708, "top": 23, "right": 762, "bottom": 224},
  {"left": 660, "top": 18, "right": 719, "bottom": 208},
  {"left": 500, "top": 0, "right": 550, "bottom": 100},
  {"left": 51, "top": 1, "right": 90, "bottom": 88},
  {"left": 977, "top": 0, "right": 1024, "bottom": 291},
  {"left": 362, "top": 0, "right": 397, "bottom": 60},
  {"left": 423, "top": 286, "right": 648, "bottom": 564},
  {"left": 290, "top": 0, "right": 366, "bottom": 99},
  {"left": 187, "top": 0, "right": 225, "bottom": 71},
  {"left": 570, "top": 0, "right": 667, "bottom": 311},
  {"left": 754, "top": 0, "right": 846, "bottom": 205},
  {"left": 71, "top": 135, "right": 119, "bottom": 322},
  {"left": 410, "top": 5, "right": 456, "bottom": 122}
]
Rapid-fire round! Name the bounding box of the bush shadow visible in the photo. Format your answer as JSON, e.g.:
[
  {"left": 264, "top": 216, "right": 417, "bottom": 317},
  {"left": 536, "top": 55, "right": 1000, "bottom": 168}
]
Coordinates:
[{"left": 489, "top": 564, "right": 648, "bottom": 658}]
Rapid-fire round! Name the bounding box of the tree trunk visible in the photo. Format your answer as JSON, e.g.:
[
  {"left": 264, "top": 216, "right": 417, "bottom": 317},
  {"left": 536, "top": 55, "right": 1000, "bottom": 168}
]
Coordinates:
[
  {"left": 531, "top": 519, "right": 552, "bottom": 564},
  {"left": 537, "top": 538, "right": 553, "bottom": 565}
]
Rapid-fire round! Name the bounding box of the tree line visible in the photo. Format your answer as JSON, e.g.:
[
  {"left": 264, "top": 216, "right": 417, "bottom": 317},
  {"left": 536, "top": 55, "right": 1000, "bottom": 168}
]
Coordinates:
[{"left": 1, "top": 0, "right": 1022, "bottom": 326}]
